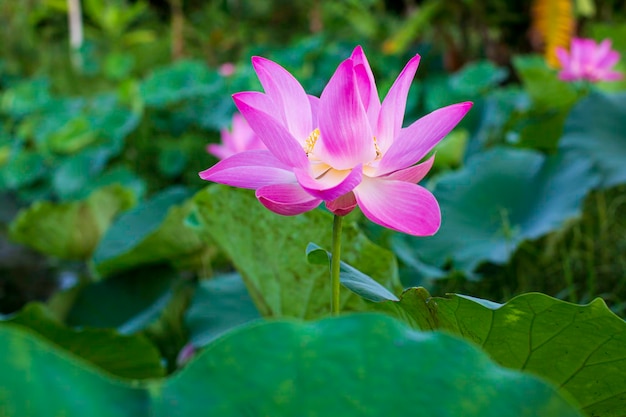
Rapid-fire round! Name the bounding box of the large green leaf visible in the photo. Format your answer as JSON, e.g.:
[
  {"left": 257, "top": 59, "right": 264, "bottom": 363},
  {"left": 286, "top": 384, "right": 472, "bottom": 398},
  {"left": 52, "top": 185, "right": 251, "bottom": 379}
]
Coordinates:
[
  {"left": 393, "top": 147, "right": 599, "bottom": 280},
  {"left": 47, "top": 116, "right": 96, "bottom": 154},
  {"left": 92, "top": 187, "right": 207, "bottom": 277},
  {"left": 0, "top": 326, "right": 145, "bottom": 417},
  {"left": 2, "top": 303, "right": 164, "bottom": 379},
  {"left": 0, "top": 314, "right": 582, "bottom": 416},
  {"left": 511, "top": 55, "right": 579, "bottom": 150},
  {"left": 449, "top": 60, "right": 509, "bottom": 96},
  {"left": 0, "top": 150, "right": 46, "bottom": 190},
  {"left": 78, "top": 165, "right": 146, "bottom": 201},
  {"left": 373, "top": 289, "right": 626, "bottom": 417},
  {"left": 65, "top": 265, "right": 176, "bottom": 333},
  {"left": 191, "top": 185, "right": 402, "bottom": 318},
  {"left": 9, "top": 185, "right": 135, "bottom": 260},
  {"left": 52, "top": 148, "right": 110, "bottom": 200},
  {"left": 185, "top": 273, "right": 260, "bottom": 347},
  {"left": 63, "top": 265, "right": 190, "bottom": 371},
  {"left": 559, "top": 91, "right": 626, "bottom": 188},
  {"left": 139, "top": 60, "right": 224, "bottom": 107},
  {"left": 85, "top": 94, "right": 140, "bottom": 154},
  {"left": 513, "top": 55, "right": 578, "bottom": 111},
  {"left": 0, "top": 77, "right": 52, "bottom": 117}
]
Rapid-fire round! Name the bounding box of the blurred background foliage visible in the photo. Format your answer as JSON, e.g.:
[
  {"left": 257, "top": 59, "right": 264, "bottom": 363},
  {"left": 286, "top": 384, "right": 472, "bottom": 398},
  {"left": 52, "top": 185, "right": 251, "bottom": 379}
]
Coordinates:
[{"left": 1, "top": 0, "right": 626, "bottom": 373}]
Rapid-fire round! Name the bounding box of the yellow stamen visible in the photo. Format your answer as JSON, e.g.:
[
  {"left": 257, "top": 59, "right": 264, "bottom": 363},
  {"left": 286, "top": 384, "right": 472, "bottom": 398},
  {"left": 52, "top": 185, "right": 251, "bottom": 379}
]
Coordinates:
[
  {"left": 304, "top": 128, "right": 320, "bottom": 156},
  {"left": 373, "top": 136, "right": 382, "bottom": 159}
]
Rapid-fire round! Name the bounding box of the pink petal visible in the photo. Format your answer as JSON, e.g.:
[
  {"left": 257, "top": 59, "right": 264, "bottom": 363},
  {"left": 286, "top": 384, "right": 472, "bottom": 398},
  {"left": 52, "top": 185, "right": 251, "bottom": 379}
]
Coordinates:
[
  {"left": 308, "top": 95, "right": 320, "bottom": 126},
  {"left": 594, "top": 39, "right": 613, "bottom": 62},
  {"left": 326, "top": 192, "right": 357, "bottom": 216},
  {"left": 199, "top": 150, "right": 296, "bottom": 189},
  {"left": 233, "top": 91, "right": 275, "bottom": 115},
  {"left": 316, "top": 59, "right": 376, "bottom": 170},
  {"left": 376, "top": 54, "right": 421, "bottom": 154},
  {"left": 252, "top": 57, "right": 313, "bottom": 140},
  {"left": 602, "top": 70, "right": 624, "bottom": 81},
  {"left": 350, "top": 46, "right": 377, "bottom": 88},
  {"left": 206, "top": 143, "right": 231, "bottom": 160},
  {"left": 354, "top": 177, "right": 441, "bottom": 236},
  {"left": 555, "top": 47, "right": 570, "bottom": 69},
  {"left": 209, "top": 113, "right": 264, "bottom": 160},
  {"left": 380, "top": 155, "right": 435, "bottom": 183},
  {"left": 597, "top": 50, "right": 620, "bottom": 71},
  {"left": 294, "top": 165, "right": 363, "bottom": 201},
  {"left": 234, "top": 92, "right": 309, "bottom": 170},
  {"left": 351, "top": 46, "right": 381, "bottom": 128},
  {"left": 256, "top": 183, "right": 321, "bottom": 215},
  {"left": 377, "top": 102, "right": 473, "bottom": 176}
]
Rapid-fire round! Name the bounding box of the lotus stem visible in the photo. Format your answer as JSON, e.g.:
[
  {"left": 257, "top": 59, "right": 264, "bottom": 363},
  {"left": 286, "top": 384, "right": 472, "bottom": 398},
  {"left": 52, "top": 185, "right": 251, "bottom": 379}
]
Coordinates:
[{"left": 330, "top": 214, "right": 343, "bottom": 315}]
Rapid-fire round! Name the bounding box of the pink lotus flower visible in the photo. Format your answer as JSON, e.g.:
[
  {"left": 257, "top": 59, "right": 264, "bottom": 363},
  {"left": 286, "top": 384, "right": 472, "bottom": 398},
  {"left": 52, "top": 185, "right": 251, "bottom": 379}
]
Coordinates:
[
  {"left": 199, "top": 47, "right": 472, "bottom": 236},
  {"left": 207, "top": 113, "right": 266, "bottom": 160},
  {"left": 556, "top": 38, "right": 623, "bottom": 82},
  {"left": 218, "top": 62, "right": 236, "bottom": 77}
]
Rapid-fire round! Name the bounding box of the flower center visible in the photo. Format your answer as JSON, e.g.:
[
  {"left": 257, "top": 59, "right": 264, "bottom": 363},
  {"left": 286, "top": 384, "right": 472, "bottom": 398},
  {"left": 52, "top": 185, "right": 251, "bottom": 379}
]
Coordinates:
[
  {"left": 304, "top": 128, "right": 320, "bottom": 156},
  {"left": 305, "top": 129, "right": 382, "bottom": 161}
]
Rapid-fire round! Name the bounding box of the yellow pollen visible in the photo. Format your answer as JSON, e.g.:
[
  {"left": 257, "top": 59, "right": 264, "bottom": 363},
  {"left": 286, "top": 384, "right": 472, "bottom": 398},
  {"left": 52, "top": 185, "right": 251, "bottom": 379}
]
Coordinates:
[
  {"left": 373, "top": 136, "right": 382, "bottom": 159},
  {"left": 304, "top": 128, "right": 320, "bottom": 156}
]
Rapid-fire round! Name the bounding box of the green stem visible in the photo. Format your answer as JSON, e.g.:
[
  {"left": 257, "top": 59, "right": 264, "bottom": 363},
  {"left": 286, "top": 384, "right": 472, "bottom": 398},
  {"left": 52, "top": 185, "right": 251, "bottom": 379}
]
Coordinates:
[{"left": 330, "top": 215, "right": 343, "bottom": 315}]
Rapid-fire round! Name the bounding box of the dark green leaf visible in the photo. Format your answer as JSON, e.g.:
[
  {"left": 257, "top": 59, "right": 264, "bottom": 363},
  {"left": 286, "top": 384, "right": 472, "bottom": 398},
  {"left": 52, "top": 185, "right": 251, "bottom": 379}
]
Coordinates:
[
  {"left": 0, "top": 77, "right": 52, "bottom": 117},
  {"left": 512, "top": 55, "right": 578, "bottom": 111},
  {"left": 560, "top": 91, "right": 626, "bottom": 188},
  {"left": 2, "top": 303, "right": 164, "bottom": 379},
  {"left": 0, "top": 150, "right": 46, "bottom": 190},
  {"left": 93, "top": 187, "right": 206, "bottom": 277},
  {"left": 393, "top": 147, "right": 600, "bottom": 279},
  {"left": 52, "top": 148, "right": 111, "bottom": 200},
  {"left": 449, "top": 60, "right": 508, "bottom": 95},
  {"left": 140, "top": 60, "right": 224, "bottom": 107},
  {"left": 185, "top": 273, "right": 260, "bottom": 346},
  {"left": 66, "top": 265, "right": 175, "bottom": 333}
]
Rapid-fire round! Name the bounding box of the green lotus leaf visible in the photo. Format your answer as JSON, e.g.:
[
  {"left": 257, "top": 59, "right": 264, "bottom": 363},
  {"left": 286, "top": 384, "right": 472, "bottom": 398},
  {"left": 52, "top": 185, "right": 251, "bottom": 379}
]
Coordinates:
[
  {"left": 393, "top": 147, "right": 599, "bottom": 280},
  {"left": 559, "top": 91, "right": 626, "bottom": 188},
  {"left": 191, "top": 185, "right": 402, "bottom": 318},
  {"left": 512, "top": 55, "right": 578, "bottom": 111},
  {"left": 0, "top": 314, "right": 582, "bottom": 416},
  {"left": 139, "top": 60, "right": 224, "bottom": 107},
  {"left": 0, "top": 150, "right": 46, "bottom": 190},
  {"left": 9, "top": 185, "right": 135, "bottom": 260},
  {"left": 0, "top": 77, "right": 52, "bottom": 117},
  {"left": 2, "top": 302, "right": 164, "bottom": 379},
  {"left": 47, "top": 116, "right": 96, "bottom": 154},
  {"left": 65, "top": 265, "right": 176, "bottom": 334},
  {"left": 185, "top": 273, "right": 260, "bottom": 347},
  {"left": 92, "top": 187, "right": 207, "bottom": 277},
  {"left": 374, "top": 289, "right": 626, "bottom": 417}
]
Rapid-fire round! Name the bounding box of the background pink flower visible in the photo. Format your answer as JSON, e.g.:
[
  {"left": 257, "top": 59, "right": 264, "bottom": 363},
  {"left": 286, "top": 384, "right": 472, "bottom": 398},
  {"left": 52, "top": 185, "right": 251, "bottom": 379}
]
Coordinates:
[
  {"left": 207, "top": 113, "right": 267, "bottom": 160},
  {"left": 218, "top": 62, "right": 236, "bottom": 77},
  {"left": 556, "top": 38, "right": 623, "bottom": 82}
]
